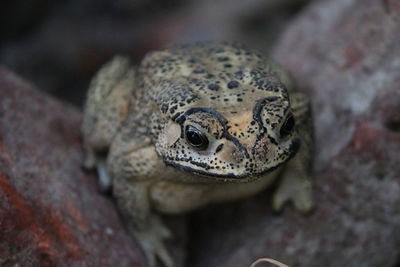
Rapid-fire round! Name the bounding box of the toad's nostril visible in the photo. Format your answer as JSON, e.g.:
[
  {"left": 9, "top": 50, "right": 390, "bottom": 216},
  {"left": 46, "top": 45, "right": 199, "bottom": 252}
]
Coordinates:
[{"left": 215, "top": 144, "right": 224, "bottom": 154}]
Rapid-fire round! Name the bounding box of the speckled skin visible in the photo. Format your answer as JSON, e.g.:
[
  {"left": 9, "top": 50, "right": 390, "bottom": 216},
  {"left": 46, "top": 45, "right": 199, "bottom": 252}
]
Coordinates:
[{"left": 82, "top": 42, "right": 313, "bottom": 267}]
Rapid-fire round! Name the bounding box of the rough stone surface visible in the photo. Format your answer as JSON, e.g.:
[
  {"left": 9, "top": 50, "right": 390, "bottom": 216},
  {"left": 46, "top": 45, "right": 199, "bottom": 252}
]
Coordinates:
[
  {"left": 0, "top": 68, "right": 146, "bottom": 267},
  {"left": 188, "top": 0, "right": 400, "bottom": 266}
]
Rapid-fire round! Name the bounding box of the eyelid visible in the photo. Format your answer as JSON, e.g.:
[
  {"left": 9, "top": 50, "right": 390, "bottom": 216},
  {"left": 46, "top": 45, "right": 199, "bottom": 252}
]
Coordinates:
[{"left": 184, "top": 119, "right": 222, "bottom": 139}]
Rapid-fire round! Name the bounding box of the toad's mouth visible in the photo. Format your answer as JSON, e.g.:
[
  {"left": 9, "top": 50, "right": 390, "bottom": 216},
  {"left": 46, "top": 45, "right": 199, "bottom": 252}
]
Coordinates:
[{"left": 162, "top": 138, "right": 300, "bottom": 180}]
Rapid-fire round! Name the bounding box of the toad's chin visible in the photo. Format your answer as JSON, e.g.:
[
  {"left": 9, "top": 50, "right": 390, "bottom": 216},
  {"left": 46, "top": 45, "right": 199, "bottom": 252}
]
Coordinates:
[{"left": 163, "top": 139, "right": 301, "bottom": 180}]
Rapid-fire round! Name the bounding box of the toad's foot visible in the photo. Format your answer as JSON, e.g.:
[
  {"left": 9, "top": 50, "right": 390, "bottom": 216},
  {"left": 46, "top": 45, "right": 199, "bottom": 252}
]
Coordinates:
[
  {"left": 132, "top": 215, "right": 173, "bottom": 267},
  {"left": 273, "top": 172, "right": 313, "bottom": 212}
]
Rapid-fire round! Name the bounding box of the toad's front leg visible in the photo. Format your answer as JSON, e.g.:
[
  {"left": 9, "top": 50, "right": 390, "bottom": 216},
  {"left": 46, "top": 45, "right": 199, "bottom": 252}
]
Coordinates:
[
  {"left": 108, "top": 132, "right": 175, "bottom": 267},
  {"left": 113, "top": 179, "right": 173, "bottom": 267}
]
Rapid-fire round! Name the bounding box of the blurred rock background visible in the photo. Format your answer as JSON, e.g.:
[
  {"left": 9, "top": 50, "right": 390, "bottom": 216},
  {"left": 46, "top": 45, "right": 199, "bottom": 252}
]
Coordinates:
[{"left": 0, "top": 0, "right": 308, "bottom": 106}]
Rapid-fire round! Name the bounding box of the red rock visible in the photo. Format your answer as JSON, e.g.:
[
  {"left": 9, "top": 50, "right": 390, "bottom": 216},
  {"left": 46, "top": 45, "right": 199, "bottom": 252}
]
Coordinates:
[{"left": 0, "top": 68, "right": 145, "bottom": 267}]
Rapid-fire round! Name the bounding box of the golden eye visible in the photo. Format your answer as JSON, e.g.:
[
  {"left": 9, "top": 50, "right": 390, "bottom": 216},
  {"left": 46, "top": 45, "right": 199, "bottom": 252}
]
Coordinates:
[
  {"left": 280, "top": 114, "right": 295, "bottom": 138},
  {"left": 185, "top": 125, "right": 209, "bottom": 150}
]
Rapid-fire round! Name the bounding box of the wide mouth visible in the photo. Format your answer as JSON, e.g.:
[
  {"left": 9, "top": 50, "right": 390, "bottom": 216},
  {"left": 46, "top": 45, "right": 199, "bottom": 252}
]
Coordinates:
[{"left": 162, "top": 138, "right": 301, "bottom": 180}]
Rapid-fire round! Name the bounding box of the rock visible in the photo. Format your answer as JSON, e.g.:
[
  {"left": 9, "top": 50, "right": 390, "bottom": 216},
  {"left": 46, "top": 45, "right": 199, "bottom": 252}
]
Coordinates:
[
  {"left": 0, "top": 68, "right": 145, "bottom": 266},
  {"left": 188, "top": 0, "right": 400, "bottom": 266}
]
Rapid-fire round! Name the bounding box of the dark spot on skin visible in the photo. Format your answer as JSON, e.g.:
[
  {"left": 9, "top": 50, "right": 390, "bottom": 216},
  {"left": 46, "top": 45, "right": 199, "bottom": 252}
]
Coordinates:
[
  {"left": 161, "top": 104, "right": 168, "bottom": 113},
  {"left": 217, "top": 57, "right": 230, "bottom": 62},
  {"left": 235, "top": 71, "right": 243, "bottom": 77},
  {"left": 194, "top": 68, "right": 205, "bottom": 74},
  {"left": 227, "top": 80, "right": 239, "bottom": 89},
  {"left": 237, "top": 98, "right": 243, "bottom": 102},
  {"left": 208, "top": 84, "right": 220, "bottom": 91},
  {"left": 224, "top": 63, "right": 233, "bottom": 68},
  {"left": 266, "top": 96, "right": 279, "bottom": 102}
]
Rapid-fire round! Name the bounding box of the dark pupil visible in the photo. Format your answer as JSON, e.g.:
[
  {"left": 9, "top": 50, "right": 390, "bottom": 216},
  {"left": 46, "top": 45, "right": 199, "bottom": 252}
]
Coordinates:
[
  {"left": 280, "top": 115, "right": 295, "bottom": 137},
  {"left": 187, "top": 131, "right": 203, "bottom": 146},
  {"left": 185, "top": 126, "right": 208, "bottom": 149}
]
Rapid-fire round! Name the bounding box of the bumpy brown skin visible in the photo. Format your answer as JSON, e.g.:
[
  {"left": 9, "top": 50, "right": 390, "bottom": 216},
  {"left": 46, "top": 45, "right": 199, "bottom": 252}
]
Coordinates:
[{"left": 82, "top": 42, "right": 313, "bottom": 267}]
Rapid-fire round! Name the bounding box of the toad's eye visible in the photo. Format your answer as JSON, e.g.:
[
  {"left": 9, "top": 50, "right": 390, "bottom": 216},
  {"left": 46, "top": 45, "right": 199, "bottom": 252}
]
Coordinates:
[
  {"left": 185, "top": 125, "right": 209, "bottom": 150},
  {"left": 280, "top": 113, "right": 295, "bottom": 138}
]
